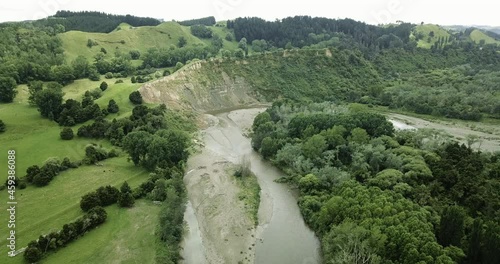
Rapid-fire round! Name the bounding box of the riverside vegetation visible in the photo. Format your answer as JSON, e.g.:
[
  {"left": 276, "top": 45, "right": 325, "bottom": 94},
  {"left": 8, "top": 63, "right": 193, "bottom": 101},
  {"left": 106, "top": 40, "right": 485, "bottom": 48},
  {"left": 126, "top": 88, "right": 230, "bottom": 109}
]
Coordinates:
[{"left": 0, "top": 10, "right": 499, "bottom": 264}]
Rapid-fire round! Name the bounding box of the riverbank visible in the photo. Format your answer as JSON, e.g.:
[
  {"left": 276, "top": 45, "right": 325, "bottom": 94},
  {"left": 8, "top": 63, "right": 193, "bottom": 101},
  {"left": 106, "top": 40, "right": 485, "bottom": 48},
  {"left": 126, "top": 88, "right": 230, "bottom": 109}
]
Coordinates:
[
  {"left": 388, "top": 113, "right": 500, "bottom": 152},
  {"left": 181, "top": 108, "right": 322, "bottom": 264},
  {"left": 181, "top": 111, "right": 260, "bottom": 264}
]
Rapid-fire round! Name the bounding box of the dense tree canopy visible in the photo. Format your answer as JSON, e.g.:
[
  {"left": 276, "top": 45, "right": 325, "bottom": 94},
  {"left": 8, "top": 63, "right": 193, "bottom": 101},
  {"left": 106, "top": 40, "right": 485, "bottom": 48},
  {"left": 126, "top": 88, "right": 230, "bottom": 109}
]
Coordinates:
[{"left": 252, "top": 101, "right": 500, "bottom": 263}]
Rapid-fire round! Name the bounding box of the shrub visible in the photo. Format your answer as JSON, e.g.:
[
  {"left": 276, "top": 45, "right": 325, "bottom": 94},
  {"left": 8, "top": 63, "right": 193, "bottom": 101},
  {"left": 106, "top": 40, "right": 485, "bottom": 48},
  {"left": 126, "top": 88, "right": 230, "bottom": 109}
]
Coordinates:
[
  {"left": 60, "top": 127, "right": 74, "bottom": 140},
  {"left": 105, "top": 72, "right": 113, "bottom": 79},
  {"left": 129, "top": 91, "right": 143, "bottom": 105},
  {"left": 129, "top": 50, "right": 141, "bottom": 60},
  {"left": 107, "top": 99, "right": 119, "bottom": 113},
  {"left": 0, "top": 120, "right": 5, "bottom": 133},
  {"left": 115, "top": 79, "right": 124, "bottom": 84},
  {"left": 100, "top": 81, "right": 108, "bottom": 91},
  {"left": 80, "top": 192, "right": 101, "bottom": 212}
]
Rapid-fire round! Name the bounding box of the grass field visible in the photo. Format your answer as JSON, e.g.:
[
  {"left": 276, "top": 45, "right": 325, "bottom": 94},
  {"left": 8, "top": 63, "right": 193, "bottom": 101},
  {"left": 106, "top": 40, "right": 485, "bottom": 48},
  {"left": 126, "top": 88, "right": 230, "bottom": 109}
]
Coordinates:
[
  {"left": 0, "top": 75, "right": 159, "bottom": 263},
  {"left": 415, "top": 24, "right": 452, "bottom": 49},
  {"left": 0, "top": 156, "right": 150, "bottom": 264},
  {"left": 42, "top": 200, "right": 160, "bottom": 264},
  {"left": 470, "top": 29, "right": 500, "bottom": 45},
  {"left": 60, "top": 22, "right": 207, "bottom": 62}
]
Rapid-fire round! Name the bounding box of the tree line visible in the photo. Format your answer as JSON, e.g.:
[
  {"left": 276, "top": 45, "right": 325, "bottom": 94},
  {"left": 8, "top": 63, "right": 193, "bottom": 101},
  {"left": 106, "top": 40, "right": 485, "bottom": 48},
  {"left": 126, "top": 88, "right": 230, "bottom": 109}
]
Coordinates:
[{"left": 34, "top": 10, "right": 161, "bottom": 33}]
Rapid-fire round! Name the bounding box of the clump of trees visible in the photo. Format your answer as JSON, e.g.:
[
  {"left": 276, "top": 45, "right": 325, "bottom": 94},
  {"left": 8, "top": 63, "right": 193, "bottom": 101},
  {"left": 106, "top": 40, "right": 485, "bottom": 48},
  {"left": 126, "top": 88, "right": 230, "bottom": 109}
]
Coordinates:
[
  {"left": 0, "top": 120, "right": 5, "bottom": 133},
  {"left": 25, "top": 157, "right": 79, "bottom": 187},
  {"left": 23, "top": 206, "right": 107, "bottom": 263},
  {"left": 60, "top": 127, "right": 74, "bottom": 140},
  {"left": 129, "top": 91, "right": 143, "bottom": 105},
  {"left": 190, "top": 25, "right": 213, "bottom": 38},
  {"left": 0, "top": 77, "right": 17, "bottom": 103},
  {"left": 179, "top": 16, "right": 216, "bottom": 26}
]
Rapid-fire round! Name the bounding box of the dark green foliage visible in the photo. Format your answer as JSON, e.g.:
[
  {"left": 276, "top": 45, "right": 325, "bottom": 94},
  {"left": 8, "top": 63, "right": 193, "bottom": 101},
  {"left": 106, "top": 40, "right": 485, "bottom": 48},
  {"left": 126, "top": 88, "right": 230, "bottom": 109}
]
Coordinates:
[
  {"left": 129, "top": 50, "right": 141, "bottom": 60},
  {"left": 100, "top": 81, "right": 108, "bottom": 91},
  {"left": 142, "top": 45, "right": 212, "bottom": 68},
  {"left": 80, "top": 185, "right": 120, "bottom": 212},
  {"left": 177, "top": 36, "right": 187, "bottom": 48},
  {"left": 107, "top": 99, "right": 119, "bottom": 113},
  {"left": 228, "top": 16, "right": 414, "bottom": 49},
  {"left": 118, "top": 181, "right": 135, "bottom": 207},
  {"left": 23, "top": 246, "right": 42, "bottom": 263},
  {"left": 84, "top": 144, "right": 110, "bottom": 164},
  {"left": 35, "top": 83, "right": 64, "bottom": 121},
  {"left": 32, "top": 158, "right": 62, "bottom": 187},
  {"left": 24, "top": 206, "right": 107, "bottom": 262},
  {"left": 251, "top": 101, "right": 500, "bottom": 263},
  {"left": 27, "top": 81, "right": 44, "bottom": 106},
  {"left": 439, "top": 206, "right": 466, "bottom": 247},
  {"left": 60, "top": 127, "right": 74, "bottom": 140},
  {"left": 0, "top": 120, "right": 5, "bottom": 133},
  {"left": 35, "top": 11, "right": 160, "bottom": 33},
  {"left": 179, "top": 16, "right": 216, "bottom": 26},
  {"left": 0, "top": 77, "right": 17, "bottom": 103},
  {"left": 129, "top": 91, "right": 143, "bottom": 105},
  {"left": 190, "top": 25, "right": 213, "bottom": 38},
  {"left": 52, "top": 64, "right": 75, "bottom": 85},
  {"left": 80, "top": 192, "right": 101, "bottom": 212},
  {"left": 0, "top": 23, "right": 64, "bottom": 84}
]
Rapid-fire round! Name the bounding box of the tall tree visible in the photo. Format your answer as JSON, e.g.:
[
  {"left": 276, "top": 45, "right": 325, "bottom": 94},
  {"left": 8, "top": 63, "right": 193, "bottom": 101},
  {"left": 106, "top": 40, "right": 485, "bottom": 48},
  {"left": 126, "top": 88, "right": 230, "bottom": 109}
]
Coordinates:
[{"left": 0, "top": 77, "right": 17, "bottom": 103}]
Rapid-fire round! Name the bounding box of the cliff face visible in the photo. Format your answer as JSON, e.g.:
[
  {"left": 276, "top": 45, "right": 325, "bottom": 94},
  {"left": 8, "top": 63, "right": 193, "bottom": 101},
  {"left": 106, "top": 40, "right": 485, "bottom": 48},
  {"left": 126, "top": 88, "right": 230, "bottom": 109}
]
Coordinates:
[
  {"left": 139, "top": 60, "right": 263, "bottom": 112},
  {"left": 140, "top": 48, "right": 381, "bottom": 112}
]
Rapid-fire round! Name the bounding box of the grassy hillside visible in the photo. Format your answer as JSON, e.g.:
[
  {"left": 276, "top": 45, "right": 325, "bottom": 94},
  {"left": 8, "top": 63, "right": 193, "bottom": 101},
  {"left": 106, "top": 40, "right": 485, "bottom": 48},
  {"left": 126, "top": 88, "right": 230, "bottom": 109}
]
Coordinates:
[
  {"left": 0, "top": 157, "right": 149, "bottom": 264},
  {"left": 415, "top": 24, "right": 452, "bottom": 48},
  {"left": 470, "top": 29, "right": 500, "bottom": 45},
  {"left": 43, "top": 200, "right": 160, "bottom": 264},
  {"left": 0, "top": 75, "right": 157, "bottom": 263},
  {"left": 61, "top": 22, "right": 238, "bottom": 63}
]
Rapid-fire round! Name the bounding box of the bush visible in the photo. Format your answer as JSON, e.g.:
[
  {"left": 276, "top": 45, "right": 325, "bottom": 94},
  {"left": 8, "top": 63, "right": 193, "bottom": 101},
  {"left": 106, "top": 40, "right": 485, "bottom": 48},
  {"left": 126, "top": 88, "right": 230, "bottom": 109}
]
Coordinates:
[
  {"left": 100, "top": 81, "right": 108, "bottom": 91},
  {"left": 129, "top": 50, "right": 141, "bottom": 60},
  {"left": 115, "top": 79, "right": 124, "bottom": 84},
  {"left": 60, "top": 127, "right": 74, "bottom": 140},
  {"left": 24, "top": 246, "right": 42, "bottom": 263},
  {"left": 131, "top": 76, "right": 137, "bottom": 83},
  {"left": 80, "top": 192, "right": 101, "bottom": 212},
  {"left": 107, "top": 99, "right": 119, "bottom": 114},
  {"left": 0, "top": 120, "right": 5, "bottom": 133},
  {"left": 129, "top": 91, "right": 143, "bottom": 105},
  {"left": 105, "top": 72, "right": 113, "bottom": 79}
]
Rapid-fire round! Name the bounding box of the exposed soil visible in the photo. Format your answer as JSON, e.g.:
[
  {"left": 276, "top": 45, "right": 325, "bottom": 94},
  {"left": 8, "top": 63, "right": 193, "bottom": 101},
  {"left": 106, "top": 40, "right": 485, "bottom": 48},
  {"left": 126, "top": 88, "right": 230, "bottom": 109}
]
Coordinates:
[{"left": 388, "top": 113, "right": 500, "bottom": 152}]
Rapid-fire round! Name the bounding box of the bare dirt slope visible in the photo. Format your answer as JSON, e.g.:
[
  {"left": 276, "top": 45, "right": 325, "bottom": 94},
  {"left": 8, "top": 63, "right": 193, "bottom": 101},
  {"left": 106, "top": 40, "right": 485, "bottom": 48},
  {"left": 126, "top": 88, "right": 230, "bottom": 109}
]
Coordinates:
[{"left": 139, "top": 61, "right": 262, "bottom": 112}]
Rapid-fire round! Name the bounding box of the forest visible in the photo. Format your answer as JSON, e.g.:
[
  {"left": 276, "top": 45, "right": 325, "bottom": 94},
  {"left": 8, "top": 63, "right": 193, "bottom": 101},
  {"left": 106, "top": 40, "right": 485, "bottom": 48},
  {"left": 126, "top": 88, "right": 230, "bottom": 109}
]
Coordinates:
[
  {"left": 34, "top": 11, "right": 161, "bottom": 33},
  {"left": 251, "top": 101, "right": 500, "bottom": 263}
]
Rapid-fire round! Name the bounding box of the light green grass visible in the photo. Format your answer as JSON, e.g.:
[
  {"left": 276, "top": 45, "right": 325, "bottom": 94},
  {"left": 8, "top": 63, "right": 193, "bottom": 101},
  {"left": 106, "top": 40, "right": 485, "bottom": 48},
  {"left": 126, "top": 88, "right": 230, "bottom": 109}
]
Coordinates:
[
  {"left": 0, "top": 157, "right": 149, "bottom": 264},
  {"left": 61, "top": 22, "right": 207, "bottom": 63},
  {"left": 62, "top": 78, "right": 145, "bottom": 119},
  {"left": 415, "top": 24, "right": 452, "bottom": 49},
  {"left": 470, "top": 29, "right": 500, "bottom": 45},
  {"left": 0, "top": 76, "right": 156, "bottom": 263},
  {"left": 42, "top": 200, "right": 160, "bottom": 264},
  {"left": 0, "top": 90, "right": 110, "bottom": 177}
]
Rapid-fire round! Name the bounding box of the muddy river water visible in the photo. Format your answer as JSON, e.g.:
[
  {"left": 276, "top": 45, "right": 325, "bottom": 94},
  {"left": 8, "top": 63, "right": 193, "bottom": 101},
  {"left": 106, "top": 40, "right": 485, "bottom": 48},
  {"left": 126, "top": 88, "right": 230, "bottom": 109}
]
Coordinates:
[{"left": 181, "top": 108, "right": 321, "bottom": 264}]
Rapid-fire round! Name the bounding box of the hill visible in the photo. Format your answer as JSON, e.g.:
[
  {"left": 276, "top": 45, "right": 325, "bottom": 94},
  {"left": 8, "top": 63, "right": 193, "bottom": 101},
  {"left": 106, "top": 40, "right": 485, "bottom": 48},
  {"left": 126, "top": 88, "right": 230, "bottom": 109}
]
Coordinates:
[
  {"left": 60, "top": 22, "right": 236, "bottom": 63},
  {"left": 140, "top": 48, "right": 381, "bottom": 111},
  {"left": 469, "top": 28, "right": 500, "bottom": 45},
  {"left": 414, "top": 24, "right": 452, "bottom": 48}
]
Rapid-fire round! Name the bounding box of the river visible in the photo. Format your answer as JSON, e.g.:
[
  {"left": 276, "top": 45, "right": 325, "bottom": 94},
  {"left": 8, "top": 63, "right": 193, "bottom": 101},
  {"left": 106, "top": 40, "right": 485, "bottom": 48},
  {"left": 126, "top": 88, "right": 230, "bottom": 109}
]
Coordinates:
[{"left": 181, "top": 108, "right": 321, "bottom": 264}]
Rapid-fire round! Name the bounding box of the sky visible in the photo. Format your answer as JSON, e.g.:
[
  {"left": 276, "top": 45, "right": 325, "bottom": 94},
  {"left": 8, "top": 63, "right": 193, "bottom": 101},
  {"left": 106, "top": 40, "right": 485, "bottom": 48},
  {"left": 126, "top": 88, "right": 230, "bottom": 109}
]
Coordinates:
[{"left": 0, "top": 0, "right": 498, "bottom": 26}]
